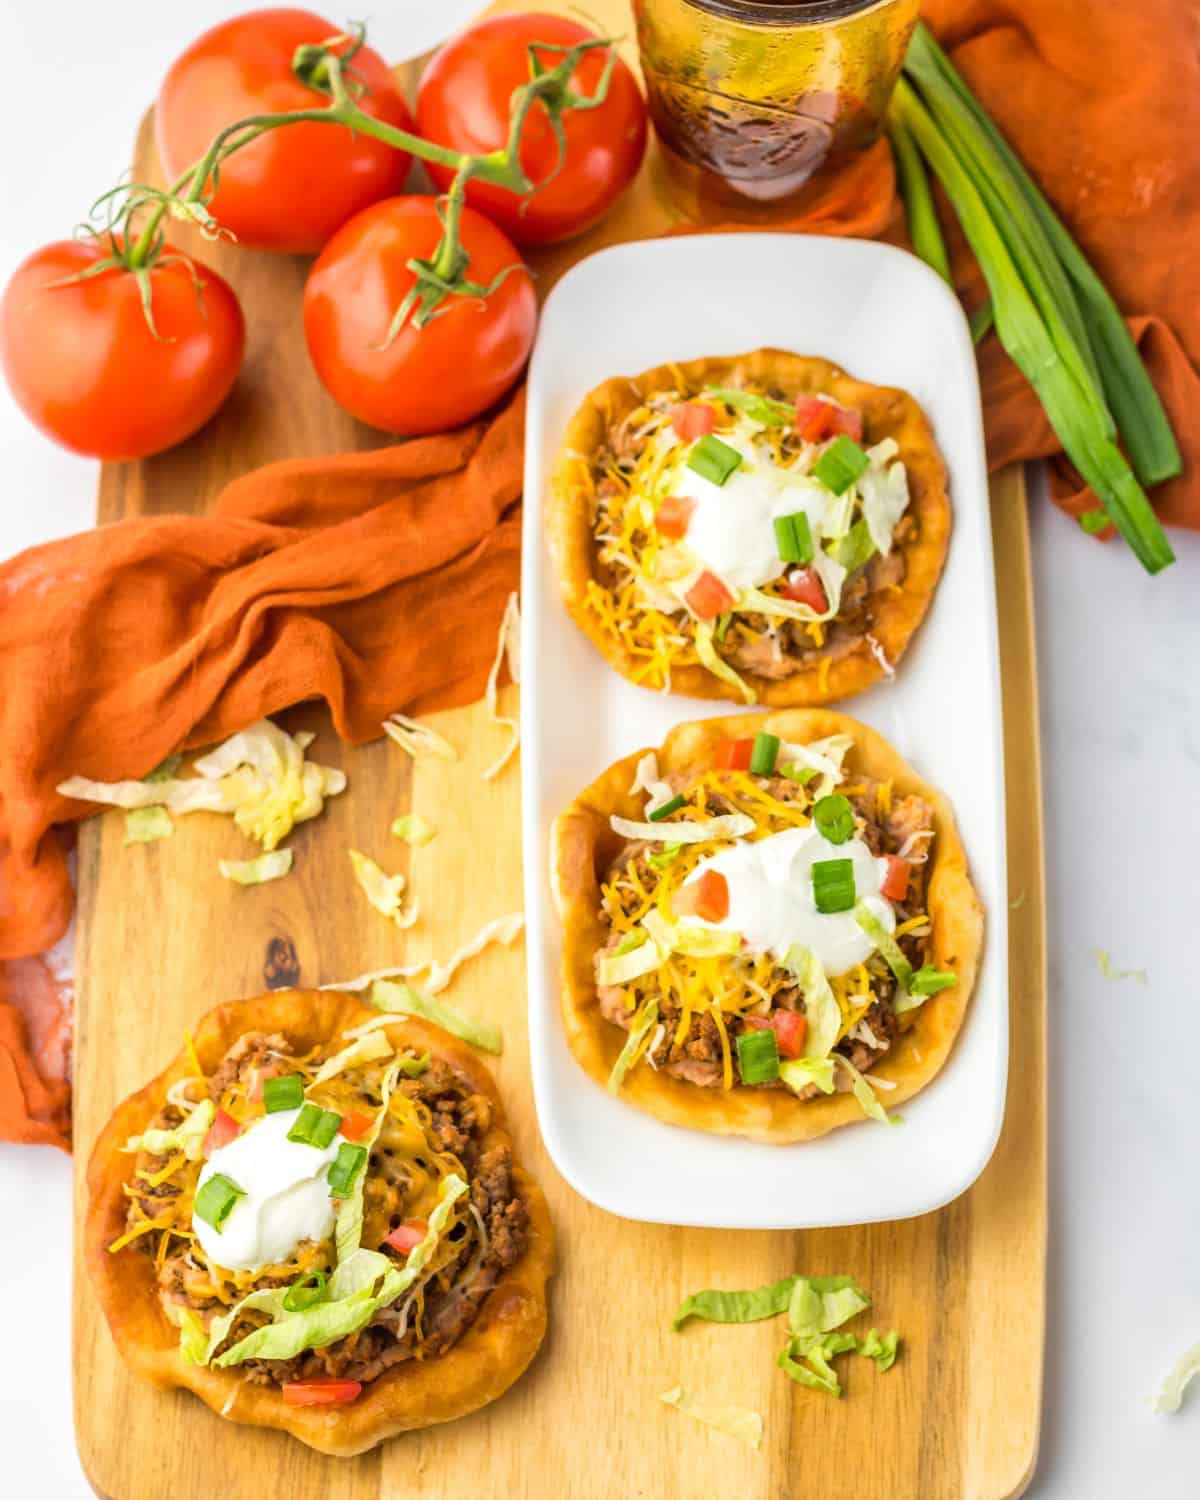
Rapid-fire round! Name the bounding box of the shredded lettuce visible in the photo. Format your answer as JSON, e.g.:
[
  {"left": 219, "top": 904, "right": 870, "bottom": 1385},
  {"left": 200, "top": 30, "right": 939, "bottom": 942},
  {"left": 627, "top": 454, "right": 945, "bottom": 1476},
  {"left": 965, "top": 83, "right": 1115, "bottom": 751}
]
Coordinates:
[
  {"left": 1152, "top": 1342, "right": 1200, "bottom": 1414},
  {"left": 177, "top": 1307, "right": 209, "bottom": 1365},
  {"left": 779, "top": 1057, "right": 836, "bottom": 1095},
  {"left": 827, "top": 518, "right": 876, "bottom": 574},
  {"left": 1096, "top": 948, "right": 1148, "bottom": 985},
  {"left": 483, "top": 591, "right": 521, "bottom": 781},
  {"left": 349, "top": 849, "right": 418, "bottom": 930},
  {"left": 218, "top": 849, "right": 293, "bottom": 885},
  {"left": 122, "top": 1099, "right": 214, "bottom": 1162},
  {"left": 778, "top": 1333, "right": 860, "bottom": 1396},
  {"left": 783, "top": 946, "right": 841, "bottom": 1060},
  {"left": 382, "top": 713, "right": 457, "bottom": 761},
  {"left": 391, "top": 814, "right": 436, "bottom": 846},
  {"left": 597, "top": 935, "right": 662, "bottom": 986},
  {"left": 629, "top": 751, "right": 675, "bottom": 814},
  {"left": 859, "top": 1328, "right": 900, "bottom": 1371},
  {"left": 309, "top": 1029, "right": 394, "bottom": 1085},
  {"left": 370, "top": 980, "right": 501, "bottom": 1055},
  {"left": 643, "top": 907, "right": 742, "bottom": 960},
  {"left": 334, "top": 1060, "right": 402, "bottom": 1266},
  {"left": 860, "top": 441, "right": 910, "bottom": 556},
  {"left": 60, "top": 719, "right": 345, "bottom": 851},
  {"left": 837, "top": 1055, "right": 901, "bottom": 1126},
  {"left": 737, "top": 557, "right": 847, "bottom": 625},
  {"left": 695, "top": 620, "right": 757, "bottom": 703},
  {"left": 124, "top": 806, "right": 174, "bottom": 845},
  {"left": 776, "top": 734, "right": 854, "bottom": 799},
  {"left": 607, "top": 998, "right": 658, "bottom": 1093},
  {"left": 658, "top": 1386, "right": 764, "bottom": 1448},
  {"left": 854, "top": 904, "right": 912, "bottom": 988},
  {"left": 324, "top": 913, "right": 524, "bottom": 997},
  {"left": 704, "top": 384, "right": 792, "bottom": 427},
  {"left": 610, "top": 811, "right": 755, "bottom": 845},
  {"left": 673, "top": 1274, "right": 801, "bottom": 1331},
  {"left": 787, "top": 1276, "right": 872, "bottom": 1339}
]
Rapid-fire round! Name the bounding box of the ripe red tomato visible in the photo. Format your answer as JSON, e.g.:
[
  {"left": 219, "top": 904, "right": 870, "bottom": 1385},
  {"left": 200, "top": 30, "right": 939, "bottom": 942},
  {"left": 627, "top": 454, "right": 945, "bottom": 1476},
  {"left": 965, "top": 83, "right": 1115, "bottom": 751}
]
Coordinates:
[
  {"left": 0, "top": 240, "right": 244, "bottom": 460},
  {"left": 303, "top": 196, "right": 536, "bottom": 435},
  {"left": 155, "top": 9, "right": 414, "bottom": 254},
  {"left": 416, "top": 14, "right": 647, "bottom": 246}
]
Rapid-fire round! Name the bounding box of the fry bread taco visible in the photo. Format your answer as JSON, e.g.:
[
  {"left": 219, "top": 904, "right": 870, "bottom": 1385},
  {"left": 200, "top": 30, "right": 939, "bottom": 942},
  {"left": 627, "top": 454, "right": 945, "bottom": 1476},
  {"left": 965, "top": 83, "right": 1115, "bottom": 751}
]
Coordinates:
[
  {"left": 550, "top": 349, "right": 951, "bottom": 705},
  {"left": 85, "top": 990, "right": 554, "bottom": 1455},
  {"left": 552, "top": 710, "right": 983, "bottom": 1142}
]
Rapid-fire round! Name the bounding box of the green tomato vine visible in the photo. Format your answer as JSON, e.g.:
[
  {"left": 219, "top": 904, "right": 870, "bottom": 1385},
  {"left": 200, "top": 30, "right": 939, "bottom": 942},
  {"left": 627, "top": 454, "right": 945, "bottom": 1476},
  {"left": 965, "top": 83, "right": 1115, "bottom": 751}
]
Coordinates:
[{"left": 71, "top": 24, "right": 618, "bottom": 339}]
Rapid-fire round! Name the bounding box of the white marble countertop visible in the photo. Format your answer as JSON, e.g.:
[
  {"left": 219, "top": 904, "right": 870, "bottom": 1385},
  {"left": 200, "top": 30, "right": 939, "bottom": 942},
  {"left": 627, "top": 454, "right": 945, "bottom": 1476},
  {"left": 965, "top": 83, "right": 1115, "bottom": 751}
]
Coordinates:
[{"left": 1, "top": 3, "right": 1198, "bottom": 1495}]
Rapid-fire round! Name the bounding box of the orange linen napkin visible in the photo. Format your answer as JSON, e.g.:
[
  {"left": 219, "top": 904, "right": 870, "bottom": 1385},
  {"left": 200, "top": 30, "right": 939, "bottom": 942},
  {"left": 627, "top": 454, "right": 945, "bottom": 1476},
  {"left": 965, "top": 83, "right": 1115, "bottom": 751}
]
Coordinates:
[{"left": 0, "top": 390, "right": 524, "bottom": 1148}]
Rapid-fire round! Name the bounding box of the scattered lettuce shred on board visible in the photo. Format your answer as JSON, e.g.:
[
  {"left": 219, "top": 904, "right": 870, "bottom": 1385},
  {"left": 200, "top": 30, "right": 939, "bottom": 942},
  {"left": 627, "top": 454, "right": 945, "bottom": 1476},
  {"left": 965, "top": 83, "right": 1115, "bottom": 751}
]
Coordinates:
[
  {"left": 348, "top": 850, "right": 418, "bottom": 930},
  {"left": 382, "top": 714, "right": 457, "bottom": 761},
  {"left": 218, "top": 849, "right": 293, "bottom": 885},
  {"left": 658, "top": 1386, "right": 763, "bottom": 1448},
  {"left": 368, "top": 981, "right": 502, "bottom": 1056},
  {"left": 322, "top": 912, "right": 524, "bottom": 996},
  {"left": 483, "top": 591, "right": 521, "bottom": 781}
]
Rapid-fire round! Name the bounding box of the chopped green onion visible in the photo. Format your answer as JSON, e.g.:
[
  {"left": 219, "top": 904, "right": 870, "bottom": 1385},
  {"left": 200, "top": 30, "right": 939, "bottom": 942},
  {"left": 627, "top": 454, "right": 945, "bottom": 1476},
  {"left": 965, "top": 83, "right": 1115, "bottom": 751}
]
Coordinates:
[
  {"left": 736, "top": 1027, "right": 780, "bottom": 1085},
  {"left": 326, "top": 1142, "right": 368, "bottom": 1200},
  {"left": 905, "top": 22, "right": 1180, "bottom": 491},
  {"left": 812, "top": 435, "right": 870, "bottom": 495},
  {"left": 773, "top": 511, "right": 814, "bottom": 565},
  {"left": 908, "top": 963, "right": 959, "bottom": 997},
  {"left": 648, "top": 843, "right": 683, "bottom": 869},
  {"left": 1079, "top": 509, "right": 1109, "bottom": 535},
  {"left": 262, "top": 1074, "right": 305, "bottom": 1114},
  {"left": 282, "top": 1269, "right": 328, "bottom": 1312},
  {"left": 648, "top": 793, "right": 686, "bottom": 823},
  {"left": 892, "top": 52, "right": 1175, "bottom": 574},
  {"left": 704, "top": 385, "right": 793, "bottom": 426},
  {"left": 781, "top": 763, "right": 817, "bottom": 786},
  {"left": 812, "top": 858, "right": 856, "bottom": 914},
  {"left": 749, "top": 732, "right": 780, "bottom": 776},
  {"left": 287, "top": 1102, "right": 342, "bottom": 1149},
  {"left": 687, "top": 434, "right": 742, "bottom": 486},
  {"left": 193, "top": 1173, "right": 244, "bottom": 1232},
  {"left": 828, "top": 517, "right": 876, "bottom": 573},
  {"left": 813, "top": 795, "right": 854, "bottom": 845}
]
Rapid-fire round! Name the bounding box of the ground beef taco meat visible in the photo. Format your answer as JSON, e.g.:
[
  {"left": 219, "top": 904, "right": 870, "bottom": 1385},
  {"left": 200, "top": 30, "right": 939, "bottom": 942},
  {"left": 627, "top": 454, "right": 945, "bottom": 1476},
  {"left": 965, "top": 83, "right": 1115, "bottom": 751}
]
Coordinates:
[
  {"left": 551, "top": 350, "right": 951, "bottom": 710},
  {"left": 592, "top": 751, "right": 945, "bottom": 1107},
  {"left": 120, "top": 1026, "right": 529, "bottom": 1394}
]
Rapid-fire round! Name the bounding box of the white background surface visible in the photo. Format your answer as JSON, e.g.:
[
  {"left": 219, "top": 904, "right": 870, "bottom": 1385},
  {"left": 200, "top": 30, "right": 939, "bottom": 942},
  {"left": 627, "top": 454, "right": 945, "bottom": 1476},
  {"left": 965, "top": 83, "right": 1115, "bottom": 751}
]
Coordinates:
[
  {"left": 0, "top": 3, "right": 1197, "bottom": 1496},
  {"left": 522, "top": 235, "right": 1009, "bottom": 1230}
]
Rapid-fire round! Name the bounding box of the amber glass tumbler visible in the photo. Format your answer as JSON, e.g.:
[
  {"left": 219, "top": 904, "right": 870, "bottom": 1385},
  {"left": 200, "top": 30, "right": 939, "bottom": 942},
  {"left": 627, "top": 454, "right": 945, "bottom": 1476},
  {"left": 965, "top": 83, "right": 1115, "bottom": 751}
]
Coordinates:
[{"left": 633, "top": 0, "right": 919, "bottom": 220}]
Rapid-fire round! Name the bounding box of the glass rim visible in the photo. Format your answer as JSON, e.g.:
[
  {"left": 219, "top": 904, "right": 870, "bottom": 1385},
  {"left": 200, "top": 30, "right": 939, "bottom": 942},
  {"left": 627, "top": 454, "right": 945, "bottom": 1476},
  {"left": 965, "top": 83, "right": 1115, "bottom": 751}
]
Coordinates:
[{"left": 680, "top": 0, "right": 895, "bottom": 24}]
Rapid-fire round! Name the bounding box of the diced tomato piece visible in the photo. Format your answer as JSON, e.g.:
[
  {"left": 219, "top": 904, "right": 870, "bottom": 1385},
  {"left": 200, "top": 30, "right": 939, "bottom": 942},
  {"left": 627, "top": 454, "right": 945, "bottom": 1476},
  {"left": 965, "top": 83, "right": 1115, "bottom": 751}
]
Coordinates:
[
  {"left": 826, "top": 405, "right": 863, "bottom": 441},
  {"left": 715, "top": 737, "right": 754, "bottom": 771},
  {"left": 880, "top": 855, "right": 911, "bottom": 901},
  {"left": 282, "top": 1379, "right": 363, "bottom": 1407},
  {"left": 339, "top": 1110, "right": 375, "bottom": 1142},
  {"left": 383, "top": 1220, "right": 429, "bottom": 1255},
  {"left": 794, "top": 395, "right": 838, "bottom": 442},
  {"left": 675, "top": 870, "right": 730, "bottom": 923},
  {"left": 771, "top": 1009, "right": 807, "bottom": 1059},
  {"left": 780, "top": 567, "right": 828, "bottom": 612},
  {"left": 202, "top": 1108, "right": 240, "bottom": 1158},
  {"left": 654, "top": 494, "right": 696, "bottom": 539},
  {"left": 685, "top": 570, "right": 735, "bottom": 619},
  {"left": 671, "top": 401, "right": 716, "bottom": 440}
]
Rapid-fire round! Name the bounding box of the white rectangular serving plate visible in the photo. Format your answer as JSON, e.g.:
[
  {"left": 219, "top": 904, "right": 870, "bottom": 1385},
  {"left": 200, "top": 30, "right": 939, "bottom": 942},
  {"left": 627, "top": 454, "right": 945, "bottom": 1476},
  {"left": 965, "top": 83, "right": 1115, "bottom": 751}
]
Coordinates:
[{"left": 520, "top": 233, "right": 1007, "bottom": 1230}]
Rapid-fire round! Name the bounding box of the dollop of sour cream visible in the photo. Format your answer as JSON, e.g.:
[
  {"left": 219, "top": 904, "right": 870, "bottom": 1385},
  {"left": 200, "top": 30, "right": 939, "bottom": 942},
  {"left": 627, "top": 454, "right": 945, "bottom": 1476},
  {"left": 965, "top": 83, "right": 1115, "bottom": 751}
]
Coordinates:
[
  {"left": 680, "top": 825, "right": 896, "bottom": 977},
  {"left": 192, "top": 1106, "right": 340, "bottom": 1272},
  {"left": 670, "top": 438, "right": 833, "bottom": 593}
]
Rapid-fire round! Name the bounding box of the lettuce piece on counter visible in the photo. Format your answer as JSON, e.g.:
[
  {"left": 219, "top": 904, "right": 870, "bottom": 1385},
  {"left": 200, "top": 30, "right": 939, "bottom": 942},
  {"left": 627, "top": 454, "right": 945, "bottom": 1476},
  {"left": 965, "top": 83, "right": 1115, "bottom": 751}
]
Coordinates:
[
  {"left": 673, "top": 1274, "right": 801, "bottom": 1332},
  {"left": 859, "top": 1328, "right": 900, "bottom": 1372},
  {"left": 787, "top": 1276, "right": 872, "bottom": 1340},
  {"left": 382, "top": 714, "right": 457, "bottom": 761},
  {"left": 658, "top": 1386, "right": 763, "bottom": 1448},
  {"left": 391, "top": 814, "right": 436, "bottom": 846},
  {"left": 218, "top": 849, "right": 293, "bottom": 885},
  {"left": 349, "top": 850, "right": 418, "bottom": 930},
  {"left": 1152, "top": 1341, "right": 1200, "bottom": 1414},
  {"left": 124, "top": 806, "right": 174, "bottom": 846},
  {"left": 370, "top": 980, "right": 502, "bottom": 1056}
]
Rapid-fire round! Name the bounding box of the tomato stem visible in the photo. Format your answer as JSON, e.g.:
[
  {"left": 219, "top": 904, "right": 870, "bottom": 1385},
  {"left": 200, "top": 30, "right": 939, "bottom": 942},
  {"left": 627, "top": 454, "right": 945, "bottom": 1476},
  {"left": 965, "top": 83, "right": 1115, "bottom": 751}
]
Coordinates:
[{"left": 89, "top": 25, "right": 620, "bottom": 333}]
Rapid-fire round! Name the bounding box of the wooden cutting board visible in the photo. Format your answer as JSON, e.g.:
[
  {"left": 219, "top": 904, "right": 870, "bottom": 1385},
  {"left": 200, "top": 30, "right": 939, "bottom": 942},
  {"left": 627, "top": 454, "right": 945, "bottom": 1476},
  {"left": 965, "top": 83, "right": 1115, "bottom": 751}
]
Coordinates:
[{"left": 71, "top": 8, "right": 1046, "bottom": 1495}]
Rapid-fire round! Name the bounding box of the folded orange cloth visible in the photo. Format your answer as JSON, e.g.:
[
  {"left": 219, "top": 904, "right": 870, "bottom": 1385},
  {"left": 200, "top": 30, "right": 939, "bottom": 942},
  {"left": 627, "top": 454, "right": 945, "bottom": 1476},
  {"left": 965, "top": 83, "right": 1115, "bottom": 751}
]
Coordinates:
[{"left": 0, "top": 389, "right": 524, "bottom": 1147}]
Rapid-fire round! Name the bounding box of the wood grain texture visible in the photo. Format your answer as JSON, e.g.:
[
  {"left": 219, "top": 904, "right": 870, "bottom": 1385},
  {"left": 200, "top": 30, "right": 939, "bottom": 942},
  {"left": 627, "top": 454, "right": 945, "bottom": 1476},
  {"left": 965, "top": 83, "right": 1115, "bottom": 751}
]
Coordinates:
[{"left": 72, "top": 10, "right": 1045, "bottom": 1494}]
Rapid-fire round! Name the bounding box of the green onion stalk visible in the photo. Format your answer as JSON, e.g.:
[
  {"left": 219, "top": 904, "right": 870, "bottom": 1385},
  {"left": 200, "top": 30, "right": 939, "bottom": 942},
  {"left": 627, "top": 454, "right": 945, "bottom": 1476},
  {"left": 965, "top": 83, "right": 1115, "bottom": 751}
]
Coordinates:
[
  {"left": 890, "top": 22, "right": 1178, "bottom": 573},
  {"left": 70, "top": 24, "right": 618, "bottom": 340}
]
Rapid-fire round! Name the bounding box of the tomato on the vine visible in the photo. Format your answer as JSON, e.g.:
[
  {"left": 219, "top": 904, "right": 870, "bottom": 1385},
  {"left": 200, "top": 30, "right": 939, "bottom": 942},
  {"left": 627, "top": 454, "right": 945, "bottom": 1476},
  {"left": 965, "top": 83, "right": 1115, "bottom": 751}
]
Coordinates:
[
  {"left": 303, "top": 197, "right": 536, "bottom": 436},
  {"left": 416, "top": 14, "right": 647, "bottom": 246},
  {"left": 0, "top": 241, "right": 244, "bottom": 460},
  {"left": 155, "top": 8, "right": 414, "bottom": 254}
]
